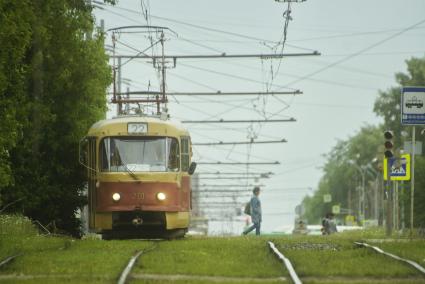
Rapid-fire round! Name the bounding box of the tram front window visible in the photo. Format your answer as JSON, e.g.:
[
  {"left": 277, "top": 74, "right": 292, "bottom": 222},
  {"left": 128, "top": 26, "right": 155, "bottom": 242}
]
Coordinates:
[{"left": 101, "top": 137, "right": 180, "bottom": 172}]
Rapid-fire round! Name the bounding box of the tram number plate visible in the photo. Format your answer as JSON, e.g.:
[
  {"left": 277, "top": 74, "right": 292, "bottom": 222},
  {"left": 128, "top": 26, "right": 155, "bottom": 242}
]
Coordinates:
[
  {"left": 128, "top": 123, "right": 148, "bottom": 134},
  {"left": 132, "top": 192, "right": 145, "bottom": 200}
]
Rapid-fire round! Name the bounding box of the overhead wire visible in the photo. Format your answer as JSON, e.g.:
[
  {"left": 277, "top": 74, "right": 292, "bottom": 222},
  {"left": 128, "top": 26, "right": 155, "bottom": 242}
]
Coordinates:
[
  {"left": 180, "top": 62, "right": 297, "bottom": 91},
  {"left": 97, "top": 1, "right": 324, "bottom": 195},
  {"left": 277, "top": 18, "right": 425, "bottom": 89},
  {"left": 100, "top": 4, "right": 317, "bottom": 52}
]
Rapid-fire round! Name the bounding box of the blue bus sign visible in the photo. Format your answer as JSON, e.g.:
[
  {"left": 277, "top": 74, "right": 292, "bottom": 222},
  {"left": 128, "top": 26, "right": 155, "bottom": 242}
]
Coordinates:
[
  {"left": 401, "top": 86, "right": 425, "bottom": 125},
  {"left": 383, "top": 154, "right": 411, "bottom": 181}
]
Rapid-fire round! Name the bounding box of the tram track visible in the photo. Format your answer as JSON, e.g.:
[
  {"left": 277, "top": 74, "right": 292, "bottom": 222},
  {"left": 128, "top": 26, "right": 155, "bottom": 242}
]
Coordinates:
[
  {"left": 1, "top": 236, "right": 423, "bottom": 283},
  {"left": 268, "top": 241, "right": 302, "bottom": 284},
  {"left": 268, "top": 239, "right": 425, "bottom": 284},
  {"left": 355, "top": 241, "right": 425, "bottom": 275},
  {"left": 116, "top": 241, "right": 159, "bottom": 284},
  {"left": 0, "top": 254, "right": 22, "bottom": 269}
]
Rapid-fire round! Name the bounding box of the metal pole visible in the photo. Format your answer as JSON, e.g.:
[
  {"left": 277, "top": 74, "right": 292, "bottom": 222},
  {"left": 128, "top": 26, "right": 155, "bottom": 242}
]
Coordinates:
[
  {"left": 192, "top": 139, "right": 287, "bottom": 146},
  {"left": 159, "top": 32, "right": 166, "bottom": 114},
  {"left": 109, "top": 51, "right": 320, "bottom": 59},
  {"left": 112, "top": 90, "right": 302, "bottom": 96},
  {"left": 374, "top": 175, "right": 379, "bottom": 221},
  {"left": 117, "top": 57, "right": 122, "bottom": 115},
  {"left": 182, "top": 118, "right": 296, "bottom": 124},
  {"left": 385, "top": 157, "right": 392, "bottom": 236},
  {"left": 394, "top": 181, "right": 398, "bottom": 231},
  {"left": 361, "top": 168, "right": 365, "bottom": 223},
  {"left": 410, "top": 126, "right": 416, "bottom": 235}
]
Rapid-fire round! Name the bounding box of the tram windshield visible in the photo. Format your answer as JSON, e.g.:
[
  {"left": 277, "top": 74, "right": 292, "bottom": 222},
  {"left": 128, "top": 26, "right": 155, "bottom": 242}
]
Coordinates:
[{"left": 100, "top": 137, "right": 180, "bottom": 172}]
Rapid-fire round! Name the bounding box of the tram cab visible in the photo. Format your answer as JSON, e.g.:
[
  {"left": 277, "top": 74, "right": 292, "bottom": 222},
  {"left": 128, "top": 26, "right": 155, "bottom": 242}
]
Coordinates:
[{"left": 80, "top": 115, "right": 196, "bottom": 238}]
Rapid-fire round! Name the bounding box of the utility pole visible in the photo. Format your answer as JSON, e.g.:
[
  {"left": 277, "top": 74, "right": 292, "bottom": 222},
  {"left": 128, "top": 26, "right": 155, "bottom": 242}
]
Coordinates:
[
  {"left": 383, "top": 130, "right": 394, "bottom": 236},
  {"left": 159, "top": 31, "right": 166, "bottom": 114},
  {"left": 410, "top": 126, "right": 416, "bottom": 235},
  {"left": 117, "top": 58, "right": 122, "bottom": 116}
]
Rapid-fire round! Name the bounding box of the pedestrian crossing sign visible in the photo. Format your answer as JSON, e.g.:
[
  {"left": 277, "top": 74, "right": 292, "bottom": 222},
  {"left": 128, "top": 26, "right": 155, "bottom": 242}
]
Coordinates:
[{"left": 383, "top": 154, "right": 411, "bottom": 181}]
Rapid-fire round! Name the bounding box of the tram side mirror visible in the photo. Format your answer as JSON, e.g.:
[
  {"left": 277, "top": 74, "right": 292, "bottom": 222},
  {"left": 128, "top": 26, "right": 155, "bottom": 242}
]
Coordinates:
[
  {"left": 188, "top": 162, "right": 197, "bottom": 175},
  {"left": 79, "top": 137, "right": 89, "bottom": 167}
]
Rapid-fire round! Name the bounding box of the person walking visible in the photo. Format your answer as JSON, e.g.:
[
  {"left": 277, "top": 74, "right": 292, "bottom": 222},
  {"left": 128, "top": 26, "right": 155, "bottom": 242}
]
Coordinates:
[{"left": 243, "top": 186, "right": 262, "bottom": 235}]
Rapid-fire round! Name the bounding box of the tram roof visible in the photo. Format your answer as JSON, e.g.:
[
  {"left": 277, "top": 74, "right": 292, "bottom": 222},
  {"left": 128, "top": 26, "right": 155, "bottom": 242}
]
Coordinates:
[{"left": 87, "top": 115, "right": 190, "bottom": 137}]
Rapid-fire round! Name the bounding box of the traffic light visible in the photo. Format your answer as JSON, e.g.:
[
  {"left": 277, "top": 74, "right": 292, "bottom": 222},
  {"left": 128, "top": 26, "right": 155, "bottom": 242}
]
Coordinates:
[{"left": 384, "top": 130, "right": 394, "bottom": 158}]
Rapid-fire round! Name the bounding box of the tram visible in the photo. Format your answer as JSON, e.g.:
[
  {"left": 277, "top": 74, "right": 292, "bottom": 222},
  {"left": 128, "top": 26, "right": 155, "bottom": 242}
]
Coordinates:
[{"left": 79, "top": 115, "right": 196, "bottom": 239}]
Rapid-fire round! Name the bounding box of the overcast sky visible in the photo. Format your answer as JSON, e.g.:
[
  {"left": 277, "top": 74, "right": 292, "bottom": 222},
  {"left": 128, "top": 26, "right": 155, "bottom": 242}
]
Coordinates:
[{"left": 93, "top": 0, "right": 425, "bottom": 233}]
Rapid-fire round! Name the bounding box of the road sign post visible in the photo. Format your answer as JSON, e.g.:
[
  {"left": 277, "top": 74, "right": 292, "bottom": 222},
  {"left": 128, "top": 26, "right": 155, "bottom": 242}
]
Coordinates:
[
  {"left": 401, "top": 86, "right": 425, "bottom": 235},
  {"left": 411, "top": 126, "right": 415, "bottom": 236}
]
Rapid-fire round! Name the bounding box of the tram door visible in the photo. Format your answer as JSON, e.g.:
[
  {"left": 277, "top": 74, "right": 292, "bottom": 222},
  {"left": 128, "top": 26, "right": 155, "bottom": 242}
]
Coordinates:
[
  {"left": 87, "top": 137, "right": 97, "bottom": 229},
  {"left": 80, "top": 137, "right": 97, "bottom": 230}
]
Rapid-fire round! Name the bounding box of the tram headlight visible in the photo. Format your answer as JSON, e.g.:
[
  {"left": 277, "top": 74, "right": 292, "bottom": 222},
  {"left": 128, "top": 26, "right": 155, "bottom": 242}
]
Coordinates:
[
  {"left": 156, "top": 192, "right": 166, "bottom": 201},
  {"left": 112, "top": 193, "right": 121, "bottom": 202}
]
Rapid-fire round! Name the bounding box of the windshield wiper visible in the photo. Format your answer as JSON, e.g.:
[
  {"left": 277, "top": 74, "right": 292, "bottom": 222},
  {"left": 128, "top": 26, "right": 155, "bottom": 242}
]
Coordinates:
[{"left": 124, "top": 164, "right": 139, "bottom": 181}]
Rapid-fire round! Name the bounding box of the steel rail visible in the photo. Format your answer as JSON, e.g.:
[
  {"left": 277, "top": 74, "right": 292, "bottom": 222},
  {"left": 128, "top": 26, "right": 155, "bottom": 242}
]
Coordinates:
[
  {"left": 117, "top": 243, "right": 158, "bottom": 284},
  {"left": 354, "top": 242, "right": 425, "bottom": 275},
  {"left": 268, "top": 241, "right": 302, "bottom": 284},
  {"left": 0, "top": 254, "right": 22, "bottom": 268}
]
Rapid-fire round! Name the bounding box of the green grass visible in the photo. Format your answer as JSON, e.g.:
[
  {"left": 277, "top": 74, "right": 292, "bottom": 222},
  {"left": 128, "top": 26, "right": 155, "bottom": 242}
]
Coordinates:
[
  {"left": 133, "top": 236, "right": 289, "bottom": 279},
  {"left": 369, "top": 239, "right": 425, "bottom": 266},
  {"left": 0, "top": 214, "right": 41, "bottom": 259},
  {"left": 2, "top": 239, "right": 153, "bottom": 276},
  {"left": 269, "top": 232, "right": 424, "bottom": 278},
  {"left": 1, "top": 215, "right": 425, "bottom": 283},
  {"left": 131, "top": 280, "right": 287, "bottom": 284},
  {"left": 0, "top": 214, "right": 155, "bottom": 284}
]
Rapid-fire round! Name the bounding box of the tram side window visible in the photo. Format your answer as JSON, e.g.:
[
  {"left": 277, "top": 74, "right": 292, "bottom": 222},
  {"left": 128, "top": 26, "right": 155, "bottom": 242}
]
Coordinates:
[
  {"left": 167, "top": 138, "right": 180, "bottom": 172},
  {"left": 181, "top": 137, "right": 190, "bottom": 172}
]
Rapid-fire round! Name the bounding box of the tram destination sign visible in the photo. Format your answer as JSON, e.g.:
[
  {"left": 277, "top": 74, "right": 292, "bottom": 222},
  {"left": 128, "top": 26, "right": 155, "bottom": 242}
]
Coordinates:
[
  {"left": 128, "top": 122, "right": 148, "bottom": 134},
  {"left": 401, "top": 86, "right": 425, "bottom": 125}
]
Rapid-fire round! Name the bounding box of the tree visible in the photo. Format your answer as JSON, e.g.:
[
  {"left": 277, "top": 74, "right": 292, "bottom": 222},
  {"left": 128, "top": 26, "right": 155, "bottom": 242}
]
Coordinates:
[
  {"left": 0, "top": 0, "right": 112, "bottom": 236},
  {"left": 374, "top": 56, "right": 425, "bottom": 228},
  {"left": 0, "top": 0, "right": 33, "bottom": 188},
  {"left": 302, "top": 56, "right": 425, "bottom": 228},
  {"left": 301, "top": 125, "right": 382, "bottom": 225}
]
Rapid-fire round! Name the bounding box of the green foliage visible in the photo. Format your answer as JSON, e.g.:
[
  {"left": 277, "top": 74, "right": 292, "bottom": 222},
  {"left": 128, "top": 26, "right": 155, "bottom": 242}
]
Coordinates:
[
  {"left": 0, "top": 0, "right": 33, "bottom": 187},
  {"left": 302, "top": 125, "right": 382, "bottom": 224},
  {"left": 0, "top": 0, "right": 111, "bottom": 236},
  {"left": 374, "top": 56, "right": 425, "bottom": 228},
  {"left": 303, "top": 56, "right": 425, "bottom": 228}
]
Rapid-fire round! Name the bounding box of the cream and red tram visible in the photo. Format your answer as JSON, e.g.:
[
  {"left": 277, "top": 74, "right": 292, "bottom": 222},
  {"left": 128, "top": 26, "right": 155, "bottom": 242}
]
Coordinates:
[{"left": 80, "top": 116, "right": 196, "bottom": 238}]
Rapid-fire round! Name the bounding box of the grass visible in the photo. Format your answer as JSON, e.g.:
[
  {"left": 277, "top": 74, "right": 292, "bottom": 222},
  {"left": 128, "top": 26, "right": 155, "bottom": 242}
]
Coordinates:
[
  {"left": 133, "top": 236, "right": 289, "bottom": 279},
  {"left": 0, "top": 214, "right": 154, "bottom": 284},
  {"left": 369, "top": 239, "right": 425, "bottom": 266},
  {"left": 1, "top": 215, "right": 424, "bottom": 283},
  {"left": 269, "top": 230, "right": 425, "bottom": 279}
]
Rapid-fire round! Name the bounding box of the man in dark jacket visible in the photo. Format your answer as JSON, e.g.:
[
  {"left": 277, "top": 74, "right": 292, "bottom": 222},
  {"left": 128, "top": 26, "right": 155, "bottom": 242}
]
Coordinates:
[{"left": 243, "top": 186, "right": 262, "bottom": 235}]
